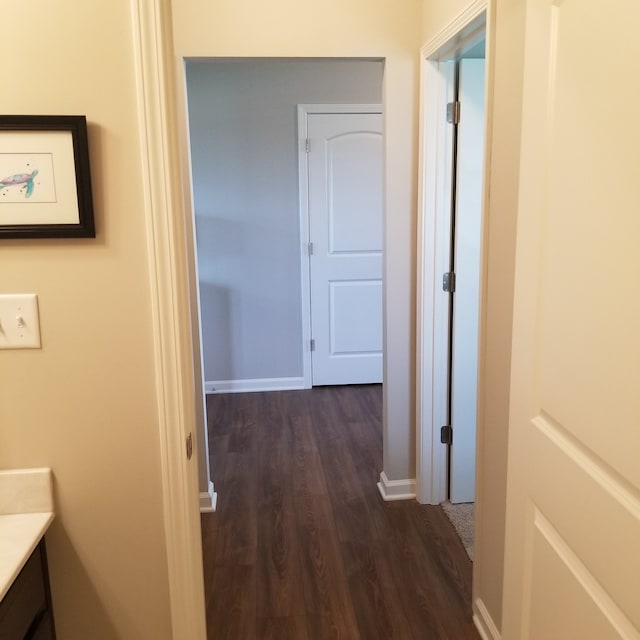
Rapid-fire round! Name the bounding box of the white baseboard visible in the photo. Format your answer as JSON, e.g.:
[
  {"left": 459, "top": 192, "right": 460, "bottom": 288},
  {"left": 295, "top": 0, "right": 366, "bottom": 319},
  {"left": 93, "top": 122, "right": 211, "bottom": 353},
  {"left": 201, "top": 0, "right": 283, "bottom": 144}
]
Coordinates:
[
  {"left": 204, "top": 377, "right": 306, "bottom": 394},
  {"left": 377, "top": 471, "right": 416, "bottom": 501},
  {"left": 473, "top": 598, "right": 501, "bottom": 640},
  {"left": 199, "top": 481, "right": 217, "bottom": 513}
]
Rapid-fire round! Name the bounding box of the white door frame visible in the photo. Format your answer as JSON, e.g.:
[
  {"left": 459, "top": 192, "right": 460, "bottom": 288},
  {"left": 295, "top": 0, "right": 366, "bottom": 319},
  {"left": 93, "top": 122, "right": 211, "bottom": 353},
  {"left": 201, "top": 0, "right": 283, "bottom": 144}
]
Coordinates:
[
  {"left": 416, "top": 0, "right": 489, "bottom": 505},
  {"left": 132, "top": 1, "right": 208, "bottom": 637},
  {"left": 297, "top": 103, "right": 383, "bottom": 388}
]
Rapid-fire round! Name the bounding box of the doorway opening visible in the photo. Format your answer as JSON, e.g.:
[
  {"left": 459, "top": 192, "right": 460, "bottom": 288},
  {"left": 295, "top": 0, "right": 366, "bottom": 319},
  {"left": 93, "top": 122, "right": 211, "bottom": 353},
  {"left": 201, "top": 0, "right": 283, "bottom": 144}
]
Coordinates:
[
  {"left": 184, "top": 59, "right": 388, "bottom": 635},
  {"left": 446, "top": 54, "right": 486, "bottom": 504},
  {"left": 416, "top": 6, "right": 488, "bottom": 529},
  {"left": 184, "top": 59, "right": 384, "bottom": 395}
]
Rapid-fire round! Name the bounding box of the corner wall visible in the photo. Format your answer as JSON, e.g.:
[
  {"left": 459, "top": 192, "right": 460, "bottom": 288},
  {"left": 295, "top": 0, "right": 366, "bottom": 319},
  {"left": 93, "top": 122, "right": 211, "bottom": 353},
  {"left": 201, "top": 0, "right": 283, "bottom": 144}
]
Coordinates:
[
  {"left": 172, "top": 0, "right": 422, "bottom": 483},
  {"left": 0, "top": 2, "right": 174, "bottom": 638}
]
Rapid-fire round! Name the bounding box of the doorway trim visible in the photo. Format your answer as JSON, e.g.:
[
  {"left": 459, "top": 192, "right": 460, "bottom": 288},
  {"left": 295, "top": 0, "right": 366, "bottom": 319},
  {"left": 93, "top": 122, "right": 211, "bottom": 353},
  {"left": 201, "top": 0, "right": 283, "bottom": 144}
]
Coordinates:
[
  {"left": 415, "top": 0, "right": 488, "bottom": 506},
  {"left": 131, "top": 1, "right": 208, "bottom": 638},
  {"left": 297, "top": 103, "right": 383, "bottom": 388}
]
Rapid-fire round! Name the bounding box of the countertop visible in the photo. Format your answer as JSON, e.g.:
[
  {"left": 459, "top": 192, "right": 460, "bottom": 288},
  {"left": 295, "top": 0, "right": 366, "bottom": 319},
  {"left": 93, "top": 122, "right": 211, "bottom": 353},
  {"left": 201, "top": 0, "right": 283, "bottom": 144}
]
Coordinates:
[{"left": 0, "top": 468, "right": 54, "bottom": 601}]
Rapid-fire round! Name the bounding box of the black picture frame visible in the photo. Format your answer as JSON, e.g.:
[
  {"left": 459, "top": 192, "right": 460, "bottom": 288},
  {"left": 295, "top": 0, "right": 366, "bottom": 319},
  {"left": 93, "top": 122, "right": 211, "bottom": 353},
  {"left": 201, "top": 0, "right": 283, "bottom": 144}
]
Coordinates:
[{"left": 0, "top": 115, "right": 95, "bottom": 238}]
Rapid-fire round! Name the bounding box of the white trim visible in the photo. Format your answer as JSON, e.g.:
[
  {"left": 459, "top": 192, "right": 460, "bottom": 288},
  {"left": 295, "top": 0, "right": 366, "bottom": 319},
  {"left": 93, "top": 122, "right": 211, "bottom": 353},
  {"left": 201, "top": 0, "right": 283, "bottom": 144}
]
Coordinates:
[
  {"left": 415, "top": 0, "right": 488, "bottom": 507},
  {"left": 473, "top": 598, "right": 501, "bottom": 640},
  {"left": 299, "top": 103, "right": 384, "bottom": 115},
  {"left": 415, "top": 53, "right": 455, "bottom": 506},
  {"left": 199, "top": 480, "right": 217, "bottom": 513},
  {"left": 297, "top": 104, "right": 313, "bottom": 389},
  {"left": 205, "top": 377, "right": 305, "bottom": 394},
  {"left": 421, "top": 0, "right": 488, "bottom": 58},
  {"left": 376, "top": 471, "right": 416, "bottom": 501},
  {"left": 297, "top": 103, "right": 383, "bottom": 390},
  {"left": 175, "top": 76, "right": 217, "bottom": 532},
  {"left": 131, "top": 1, "right": 206, "bottom": 638}
]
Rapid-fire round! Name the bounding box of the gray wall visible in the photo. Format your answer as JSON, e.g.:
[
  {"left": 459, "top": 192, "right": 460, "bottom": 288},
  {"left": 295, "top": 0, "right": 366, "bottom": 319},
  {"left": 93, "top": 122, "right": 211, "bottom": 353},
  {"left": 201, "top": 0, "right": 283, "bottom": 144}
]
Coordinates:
[{"left": 186, "top": 59, "right": 383, "bottom": 384}]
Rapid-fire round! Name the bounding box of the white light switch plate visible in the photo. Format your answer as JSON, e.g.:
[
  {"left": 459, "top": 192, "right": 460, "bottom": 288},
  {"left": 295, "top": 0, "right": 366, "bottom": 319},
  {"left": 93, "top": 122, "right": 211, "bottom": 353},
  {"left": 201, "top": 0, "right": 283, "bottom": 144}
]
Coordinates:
[{"left": 0, "top": 294, "right": 41, "bottom": 349}]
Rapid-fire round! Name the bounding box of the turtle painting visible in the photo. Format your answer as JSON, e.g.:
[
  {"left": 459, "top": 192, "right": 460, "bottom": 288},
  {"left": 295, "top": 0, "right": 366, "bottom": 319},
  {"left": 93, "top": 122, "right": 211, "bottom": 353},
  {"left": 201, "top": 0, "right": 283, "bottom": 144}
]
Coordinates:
[{"left": 0, "top": 169, "right": 39, "bottom": 198}]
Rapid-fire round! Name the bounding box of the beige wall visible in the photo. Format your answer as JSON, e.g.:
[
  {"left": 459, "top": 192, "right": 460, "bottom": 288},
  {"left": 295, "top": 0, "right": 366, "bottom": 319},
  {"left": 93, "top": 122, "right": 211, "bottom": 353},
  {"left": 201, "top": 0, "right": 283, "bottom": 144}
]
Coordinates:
[
  {"left": 422, "top": 0, "right": 479, "bottom": 40},
  {"left": 172, "top": 0, "right": 422, "bottom": 481},
  {"left": 421, "top": 0, "right": 525, "bottom": 632},
  {"left": 0, "top": 2, "right": 173, "bottom": 638}
]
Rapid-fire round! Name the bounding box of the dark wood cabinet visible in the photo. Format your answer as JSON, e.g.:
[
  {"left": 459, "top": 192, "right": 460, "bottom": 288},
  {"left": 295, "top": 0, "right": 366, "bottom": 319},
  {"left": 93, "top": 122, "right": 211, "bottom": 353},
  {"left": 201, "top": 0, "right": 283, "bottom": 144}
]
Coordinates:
[{"left": 0, "top": 540, "right": 55, "bottom": 640}]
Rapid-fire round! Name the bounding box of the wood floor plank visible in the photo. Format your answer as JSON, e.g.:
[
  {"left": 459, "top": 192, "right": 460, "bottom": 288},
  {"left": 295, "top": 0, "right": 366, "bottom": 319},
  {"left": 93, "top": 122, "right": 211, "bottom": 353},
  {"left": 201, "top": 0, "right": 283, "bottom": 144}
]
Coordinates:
[
  {"left": 256, "top": 490, "right": 306, "bottom": 618},
  {"left": 295, "top": 493, "right": 360, "bottom": 636},
  {"left": 305, "top": 613, "right": 362, "bottom": 640},
  {"left": 202, "top": 386, "right": 479, "bottom": 640},
  {"left": 292, "top": 441, "right": 329, "bottom": 498},
  {"left": 341, "top": 539, "right": 415, "bottom": 640},
  {"left": 213, "top": 451, "right": 257, "bottom": 566},
  {"left": 345, "top": 419, "right": 384, "bottom": 487},
  {"left": 312, "top": 387, "right": 353, "bottom": 445},
  {"left": 381, "top": 507, "right": 453, "bottom": 639},
  {"left": 315, "top": 440, "right": 364, "bottom": 504},
  {"left": 200, "top": 512, "right": 218, "bottom": 579},
  {"left": 256, "top": 445, "right": 305, "bottom": 617},
  {"left": 257, "top": 615, "right": 309, "bottom": 640},
  {"left": 409, "top": 504, "right": 478, "bottom": 638},
  {"left": 291, "top": 412, "right": 329, "bottom": 498},
  {"left": 332, "top": 495, "right": 369, "bottom": 542},
  {"left": 256, "top": 427, "right": 292, "bottom": 508},
  {"left": 312, "top": 408, "right": 366, "bottom": 503},
  {"left": 294, "top": 492, "right": 335, "bottom": 531},
  {"left": 205, "top": 564, "right": 256, "bottom": 640},
  {"left": 297, "top": 524, "right": 360, "bottom": 634}
]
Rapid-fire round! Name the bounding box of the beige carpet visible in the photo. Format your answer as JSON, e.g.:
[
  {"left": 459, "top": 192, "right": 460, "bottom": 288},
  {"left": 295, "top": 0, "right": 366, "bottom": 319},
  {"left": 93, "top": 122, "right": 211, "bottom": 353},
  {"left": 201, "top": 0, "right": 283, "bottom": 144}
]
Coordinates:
[{"left": 441, "top": 501, "right": 475, "bottom": 561}]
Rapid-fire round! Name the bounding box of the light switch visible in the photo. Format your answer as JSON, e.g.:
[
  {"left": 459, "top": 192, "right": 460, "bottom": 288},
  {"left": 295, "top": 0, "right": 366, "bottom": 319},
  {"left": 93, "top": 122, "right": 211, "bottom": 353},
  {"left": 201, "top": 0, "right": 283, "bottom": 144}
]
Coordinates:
[{"left": 0, "top": 294, "right": 41, "bottom": 349}]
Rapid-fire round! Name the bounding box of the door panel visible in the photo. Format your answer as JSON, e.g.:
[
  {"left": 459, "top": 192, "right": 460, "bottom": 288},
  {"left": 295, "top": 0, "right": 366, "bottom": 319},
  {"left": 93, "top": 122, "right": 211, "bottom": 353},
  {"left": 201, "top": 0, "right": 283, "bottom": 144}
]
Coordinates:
[
  {"left": 503, "top": 0, "right": 640, "bottom": 636},
  {"left": 528, "top": 511, "right": 630, "bottom": 640},
  {"left": 450, "top": 58, "right": 485, "bottom": 503},
  {"left": 307, "top": 112, "right": 383, "bottom": 386},
  {"left": 326, "top": 133, "right": 383, "bottom": 253},
  {"left": 330, "top": 280, "right": 382, "bottom": 354}
]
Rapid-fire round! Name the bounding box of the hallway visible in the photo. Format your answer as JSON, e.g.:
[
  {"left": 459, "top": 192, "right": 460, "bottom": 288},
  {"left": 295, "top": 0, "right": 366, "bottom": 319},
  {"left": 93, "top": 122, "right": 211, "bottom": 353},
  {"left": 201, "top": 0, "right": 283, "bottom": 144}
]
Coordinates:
[{"left": 201, "top": 385, "right": 479, "bottom": 639}]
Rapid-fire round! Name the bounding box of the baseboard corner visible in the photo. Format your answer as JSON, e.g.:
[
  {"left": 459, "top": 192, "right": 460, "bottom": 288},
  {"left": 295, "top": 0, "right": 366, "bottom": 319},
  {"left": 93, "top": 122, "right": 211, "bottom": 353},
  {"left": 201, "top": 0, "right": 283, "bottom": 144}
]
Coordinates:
[
  {"left": 473, "top": 597, "right": 501, "bottom": 640},
  {"left": 377, "top": 471, "right": 416, "bottom": 501},
  {"left": 199, "top": 481, "right": 217, "bottom": 513}
]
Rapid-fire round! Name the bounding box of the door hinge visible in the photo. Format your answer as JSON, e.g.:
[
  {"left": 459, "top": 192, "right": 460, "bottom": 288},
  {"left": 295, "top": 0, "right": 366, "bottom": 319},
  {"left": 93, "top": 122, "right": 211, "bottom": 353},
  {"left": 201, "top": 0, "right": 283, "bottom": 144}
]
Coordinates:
[
  {"left": 442, "top": 271, "right": 456, "bottom": 293},
  {"left": 305, "top": 138, "right": 310, "bottom": 153},
  {"left": 310, "top": 338, "right": 316, "bottom": 352},
  {"left": 440, "top": 425, "right": 453, "bottom": 445},
  {"left": 308, "top": 241, "right": 314, "bottom": 256},
  {"left": 186, "top": 432, "right": 193, "bottom": 460},
  {"left": 446, "top": 101, "right": 461, "bottom": 125}
]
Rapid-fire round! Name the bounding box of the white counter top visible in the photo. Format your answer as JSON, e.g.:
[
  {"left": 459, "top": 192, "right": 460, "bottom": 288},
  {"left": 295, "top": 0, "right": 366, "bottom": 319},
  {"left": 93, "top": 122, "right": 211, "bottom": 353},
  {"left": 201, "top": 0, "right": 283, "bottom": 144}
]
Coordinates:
[
  {"left": 0, "top": 512, "right": 54, "bottom": 600},
  {"left": 0, "top": 468, "right": 54, "bottom": 601}
]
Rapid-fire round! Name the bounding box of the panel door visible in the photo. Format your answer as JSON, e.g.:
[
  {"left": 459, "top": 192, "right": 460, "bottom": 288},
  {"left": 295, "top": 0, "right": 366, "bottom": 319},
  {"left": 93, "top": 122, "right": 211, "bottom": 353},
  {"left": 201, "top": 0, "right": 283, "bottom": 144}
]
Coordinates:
[
  {"left": 450, "top": 58, "right": 486, "bottom": 504},
  {"left": 307, "top": 112, "right": 383, "bottom": 386},
  {"left": 503, "top": 1, "right": 640, "bottom": 637}
]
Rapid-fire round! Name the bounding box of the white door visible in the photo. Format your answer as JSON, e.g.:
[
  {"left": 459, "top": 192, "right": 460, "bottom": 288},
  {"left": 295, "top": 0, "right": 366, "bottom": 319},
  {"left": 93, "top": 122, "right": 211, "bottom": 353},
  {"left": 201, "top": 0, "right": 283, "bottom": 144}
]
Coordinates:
[
  {"left": 503, "top": 1, "right": 640, "bottom": 637},
  {"left": 450, "top": 58, "right": 485, "bottom": 504},
  {"left": 305, "top": 110, "right": 383, "bottom": 386}
]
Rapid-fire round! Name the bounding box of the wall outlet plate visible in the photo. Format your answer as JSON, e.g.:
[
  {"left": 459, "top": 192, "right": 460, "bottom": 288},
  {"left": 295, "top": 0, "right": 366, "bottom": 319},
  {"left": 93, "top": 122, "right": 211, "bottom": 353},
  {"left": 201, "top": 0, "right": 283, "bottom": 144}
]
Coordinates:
[{"left": 0, "top": 294, "right": 41, "bottom": 349}]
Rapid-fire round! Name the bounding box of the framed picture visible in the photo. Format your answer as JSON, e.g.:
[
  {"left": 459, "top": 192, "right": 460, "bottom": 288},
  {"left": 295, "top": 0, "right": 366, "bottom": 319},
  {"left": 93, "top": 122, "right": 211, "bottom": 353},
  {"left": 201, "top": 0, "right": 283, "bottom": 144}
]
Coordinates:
[{"left": 0, "top": 115, "right": 95, "bottom": 238}]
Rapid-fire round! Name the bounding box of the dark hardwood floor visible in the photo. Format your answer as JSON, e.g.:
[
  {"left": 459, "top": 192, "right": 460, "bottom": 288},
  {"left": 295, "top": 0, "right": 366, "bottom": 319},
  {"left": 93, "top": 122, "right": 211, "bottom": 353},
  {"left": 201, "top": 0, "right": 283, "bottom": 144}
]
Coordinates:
[{"left": 201, "top": 385, "right": 479, "bottom": 640}]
